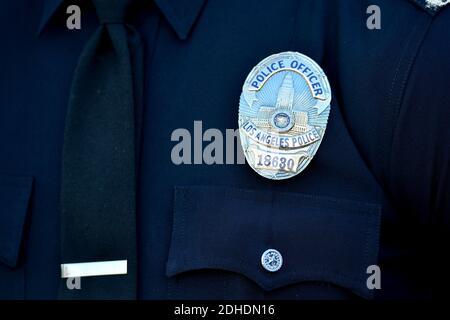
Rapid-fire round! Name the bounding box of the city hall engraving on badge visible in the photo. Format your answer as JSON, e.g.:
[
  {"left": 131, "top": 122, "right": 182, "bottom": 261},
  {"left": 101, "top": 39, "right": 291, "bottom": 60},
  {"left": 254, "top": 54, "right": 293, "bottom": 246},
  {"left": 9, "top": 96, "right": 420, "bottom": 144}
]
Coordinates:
[{"left": 239, "top": 52, "right": 332, "bottom": 180}]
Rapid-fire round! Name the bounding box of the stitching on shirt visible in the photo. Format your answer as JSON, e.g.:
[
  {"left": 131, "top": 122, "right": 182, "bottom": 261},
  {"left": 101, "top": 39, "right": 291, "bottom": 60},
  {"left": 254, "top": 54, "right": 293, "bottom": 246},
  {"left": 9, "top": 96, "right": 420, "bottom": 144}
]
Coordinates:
[{"left": 386, "top": 18, "right": 433, "bottom": 184}]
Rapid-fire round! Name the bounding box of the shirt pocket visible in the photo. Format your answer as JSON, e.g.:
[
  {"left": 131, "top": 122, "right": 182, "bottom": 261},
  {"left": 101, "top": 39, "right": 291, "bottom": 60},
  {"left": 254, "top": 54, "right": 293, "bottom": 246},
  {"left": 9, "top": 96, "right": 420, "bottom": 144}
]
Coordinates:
[
  {"left": 0, "top": 174, "right": 33, "bottom": 299},
  {"left": 166, "top": 186, "right": 381, "bottom": 300}
]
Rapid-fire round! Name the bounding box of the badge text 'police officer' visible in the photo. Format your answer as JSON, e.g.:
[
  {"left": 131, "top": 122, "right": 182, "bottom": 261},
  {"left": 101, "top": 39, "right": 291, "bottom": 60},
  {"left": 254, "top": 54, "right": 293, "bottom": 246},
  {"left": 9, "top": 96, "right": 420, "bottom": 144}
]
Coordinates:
[{"left": 239, "top": 52, "right": 332, "bottom": 180}]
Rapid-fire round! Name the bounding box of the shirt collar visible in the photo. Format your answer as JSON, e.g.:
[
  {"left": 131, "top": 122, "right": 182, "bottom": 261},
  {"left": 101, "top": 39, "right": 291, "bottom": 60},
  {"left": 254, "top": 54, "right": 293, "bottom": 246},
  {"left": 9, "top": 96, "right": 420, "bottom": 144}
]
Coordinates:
[{"left": 38, "top": 0, "right": 207, "bottom": 39}]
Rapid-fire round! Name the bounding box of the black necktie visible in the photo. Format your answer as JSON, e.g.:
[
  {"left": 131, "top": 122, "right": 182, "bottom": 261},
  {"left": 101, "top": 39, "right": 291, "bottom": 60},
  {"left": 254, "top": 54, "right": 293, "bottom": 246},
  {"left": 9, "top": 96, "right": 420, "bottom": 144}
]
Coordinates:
[{"left": 60, "top": 0, "right": 142, "bottom": 299}]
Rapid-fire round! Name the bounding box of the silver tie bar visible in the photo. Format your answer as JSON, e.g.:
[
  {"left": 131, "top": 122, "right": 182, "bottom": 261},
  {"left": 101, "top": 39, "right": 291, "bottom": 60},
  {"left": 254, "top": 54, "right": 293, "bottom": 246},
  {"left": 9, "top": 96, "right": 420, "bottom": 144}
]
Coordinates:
[{"left": 60, "top": 260, "right": 127, "bottom": 278}]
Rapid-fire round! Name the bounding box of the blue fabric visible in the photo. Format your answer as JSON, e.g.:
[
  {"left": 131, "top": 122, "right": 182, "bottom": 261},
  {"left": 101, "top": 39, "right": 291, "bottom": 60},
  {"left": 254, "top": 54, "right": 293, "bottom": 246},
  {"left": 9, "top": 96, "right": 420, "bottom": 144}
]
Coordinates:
[
  {"left": 0, "top": 175, "right": 33, "bottom": 268},
  {"left": 0, "top": 175, "right": 33, "bottom": 300},
  {"left": 0, "top": 0, "right": 448, "bottom": 299}
]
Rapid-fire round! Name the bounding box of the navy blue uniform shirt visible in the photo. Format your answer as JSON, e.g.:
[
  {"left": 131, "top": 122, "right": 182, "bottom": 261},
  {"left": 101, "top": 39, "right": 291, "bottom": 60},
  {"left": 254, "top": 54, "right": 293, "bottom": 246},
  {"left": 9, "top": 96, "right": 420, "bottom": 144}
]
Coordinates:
[{"left": 0, "top": 0, "right": 449, "bottom": 299}]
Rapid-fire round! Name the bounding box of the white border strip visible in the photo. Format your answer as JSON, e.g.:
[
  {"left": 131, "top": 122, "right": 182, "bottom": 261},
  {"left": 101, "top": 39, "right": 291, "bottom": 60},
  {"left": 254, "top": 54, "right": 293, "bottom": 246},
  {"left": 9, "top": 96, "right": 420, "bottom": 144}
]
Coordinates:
[{"left": 61, "top": 260, "right": 127, "bottom": 278}]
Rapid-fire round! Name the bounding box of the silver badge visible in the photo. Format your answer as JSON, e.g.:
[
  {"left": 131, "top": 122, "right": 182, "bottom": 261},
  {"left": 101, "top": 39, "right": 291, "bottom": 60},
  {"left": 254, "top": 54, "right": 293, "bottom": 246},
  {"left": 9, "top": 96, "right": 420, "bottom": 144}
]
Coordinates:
[{"left": 238, "top": 52, "right": 332, "bottom": 180}]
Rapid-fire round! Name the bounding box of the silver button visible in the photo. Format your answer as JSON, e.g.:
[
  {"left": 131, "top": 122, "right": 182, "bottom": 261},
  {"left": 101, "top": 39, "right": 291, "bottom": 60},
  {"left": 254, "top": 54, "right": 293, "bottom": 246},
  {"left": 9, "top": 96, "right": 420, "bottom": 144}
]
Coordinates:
[{"left": 261, "top": 249, "right": 283, "bottom": 272}]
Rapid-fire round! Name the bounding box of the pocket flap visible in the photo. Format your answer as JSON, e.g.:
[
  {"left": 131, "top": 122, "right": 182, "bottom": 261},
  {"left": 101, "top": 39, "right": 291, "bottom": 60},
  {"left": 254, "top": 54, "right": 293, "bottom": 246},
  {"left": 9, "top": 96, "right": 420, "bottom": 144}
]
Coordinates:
[
  {"left": 167, "top": 186, "right": 381, "bottom": 299},
  {"left": 0, "top": 175, "right": 33, "bottom": 268}
]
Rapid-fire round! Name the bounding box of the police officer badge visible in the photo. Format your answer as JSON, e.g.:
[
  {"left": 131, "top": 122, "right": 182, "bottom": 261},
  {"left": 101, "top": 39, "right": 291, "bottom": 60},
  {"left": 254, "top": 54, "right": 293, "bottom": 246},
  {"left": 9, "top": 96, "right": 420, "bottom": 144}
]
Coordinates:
[{"left": 239, "top": 52, "right": 331, "bottom": 180}]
